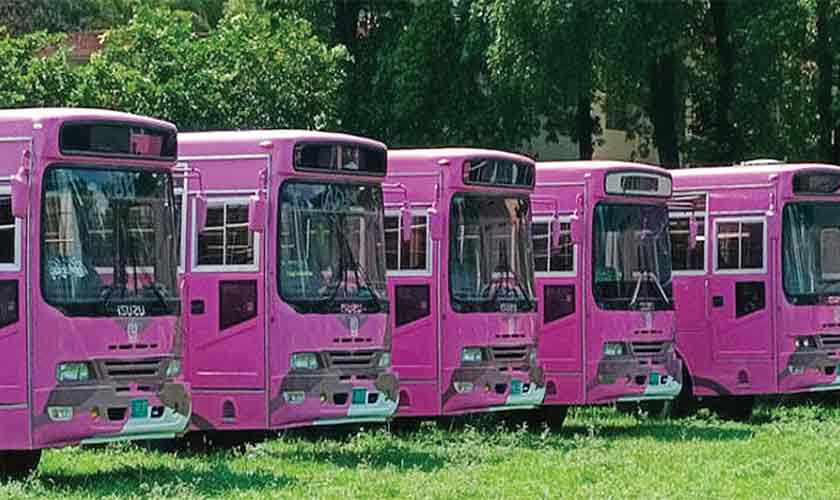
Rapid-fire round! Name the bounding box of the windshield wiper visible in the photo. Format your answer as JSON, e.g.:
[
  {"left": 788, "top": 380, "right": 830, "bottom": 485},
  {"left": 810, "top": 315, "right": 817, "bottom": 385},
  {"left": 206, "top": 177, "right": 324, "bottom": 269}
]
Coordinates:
[
  {"left": 318, "top": 214, "right": 382, "bottom": 312},
  {"left": 628, "top": 271, "right": 670, "bottom": 308}
]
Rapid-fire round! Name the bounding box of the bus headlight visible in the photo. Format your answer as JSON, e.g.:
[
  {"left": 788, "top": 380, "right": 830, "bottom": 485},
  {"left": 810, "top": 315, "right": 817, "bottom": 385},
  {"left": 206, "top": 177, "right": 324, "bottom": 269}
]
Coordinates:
[
  {"left": 378, "top": 352, "right": 391, "bottom": 368},
  {"left": 461, "top": 347, "right": 484, "bottom": 364},
  {"left": 47, "top": 406, "right": 73, "bottom": 421},
  {"left": 56, "top": 362, "right": 94, "bottom": 383},
  {"left": 603, "top": 342, "right": 627, "bottom": 357},
  {"left": 291, "top": 352, "right": 320, "bottom": 370},
  {"left": 165, "top": 359, "right": 182, "bottom": 378},
  {"left": 795, "top": 336, "right": 818, "bottom": 349}
]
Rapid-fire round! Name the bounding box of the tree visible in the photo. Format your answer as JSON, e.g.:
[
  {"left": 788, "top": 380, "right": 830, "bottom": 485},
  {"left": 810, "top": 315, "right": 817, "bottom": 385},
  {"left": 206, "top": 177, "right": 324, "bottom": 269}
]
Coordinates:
[
  {"left": 0, "top": 29, "right": 77, "bottom": 108},
  {"left": 75, "top": 6, "right": 348, "bottom": 131}
]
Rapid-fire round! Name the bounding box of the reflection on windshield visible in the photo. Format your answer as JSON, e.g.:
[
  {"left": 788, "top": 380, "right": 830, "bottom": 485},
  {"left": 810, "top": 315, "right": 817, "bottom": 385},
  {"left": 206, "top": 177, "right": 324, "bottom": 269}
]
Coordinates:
[
  {"left": 278, "top": 181, "right": 388, "bottom": 314},
  {"left": 592, "top": 203, "right": 673, "bottom": 311},
  {"left": 449, "top": 194, "right": 535, "bottom": 313},
  {"left": 783, "top": 203, "right": 840, "bottom": 304},
  {"left": 41, "top": 166, "right": 179, "bottom": 317}
]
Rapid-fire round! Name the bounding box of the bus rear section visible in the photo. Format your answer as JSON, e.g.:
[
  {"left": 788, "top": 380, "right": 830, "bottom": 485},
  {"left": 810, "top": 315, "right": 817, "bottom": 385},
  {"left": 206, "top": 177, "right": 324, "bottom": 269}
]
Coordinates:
[
  {"left": 0, "top": 109, "right": 189, "bottom": 476},
  {"left": 532, "top": 162, "right": 682, "bottom": 420},
  {"left": 178, "top": 131, "right": 397, "bottom": 432},
  {"left": 386, "top": 149, "right": 543, "bottom": 418},
  {"left": 670, "top": 163, "right": 840, "bottom": 420}
]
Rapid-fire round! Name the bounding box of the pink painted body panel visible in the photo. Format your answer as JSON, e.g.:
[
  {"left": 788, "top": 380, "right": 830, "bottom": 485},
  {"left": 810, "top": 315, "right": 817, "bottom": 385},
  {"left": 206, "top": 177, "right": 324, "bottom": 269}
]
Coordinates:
[
  {"left": 386, "top": 149, "right": 544, "bottom": 417},
  {"left": 534, "top": 162, "right": 682, "bottom": 406},
  {"left": 0, "top": 109, "right": 190, "bottom": 452},
  {"left": 179, "top": 130, "right": 398, "bottom": 431},
  {"left": 672, "top": 163, "right": 840, "bottom": 397}
]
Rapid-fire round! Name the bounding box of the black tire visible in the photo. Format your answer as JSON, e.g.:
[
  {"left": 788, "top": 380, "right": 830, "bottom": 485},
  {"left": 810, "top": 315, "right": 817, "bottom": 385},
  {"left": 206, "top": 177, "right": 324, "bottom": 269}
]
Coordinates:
[
  {"left": 667, "top": 364, "right": 698, "bottom": 419},
  {"left": 712, "top": 395, "right": 755, "bottom": 422},
  {"left": 0, "top": 450, "right": 41, "bottom": 480},
  {"left": 542, "top": 406, "right": 568, "bottom": 430}
]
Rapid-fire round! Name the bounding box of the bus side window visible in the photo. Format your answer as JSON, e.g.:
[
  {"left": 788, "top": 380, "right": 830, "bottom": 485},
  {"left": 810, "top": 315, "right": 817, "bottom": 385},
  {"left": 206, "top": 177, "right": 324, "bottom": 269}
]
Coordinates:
[
  {"left": 195, "top": 199, "right": 259, "bottom": 271},
  {"left": 384, "top": 213, "right": 429, "bottom": 274},
  {"left": 670, "top": 216, "right": 705, "bottom": 272}
]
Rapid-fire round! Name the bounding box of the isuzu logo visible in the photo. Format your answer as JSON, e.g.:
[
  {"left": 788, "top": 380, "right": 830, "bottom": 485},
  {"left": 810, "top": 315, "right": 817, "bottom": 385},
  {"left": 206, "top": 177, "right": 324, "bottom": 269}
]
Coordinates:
[
  {"left": 126, "top": 319, "right": 140, "bottom": 343},
  {"left": 341, "top": 303, "right": 364, "bottom": 315},
  {"left": 116, "top": 305, "right": 147, "bottom": 318},
  {"left": 500, "top": 303, "right": 518, "bottom": 314},
  {"left": 349, "top": 316, "right": 360, "bottom": 338}
]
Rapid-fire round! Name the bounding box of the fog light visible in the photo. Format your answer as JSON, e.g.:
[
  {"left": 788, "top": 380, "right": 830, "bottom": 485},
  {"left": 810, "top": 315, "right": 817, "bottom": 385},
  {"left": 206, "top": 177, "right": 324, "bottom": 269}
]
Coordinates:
[
  {"left": 320, "top": 393, "right": 327, "bottom": 404},
  {"left": 283, "top": 391, "right": 305, "bottom": 404},
  {"left": 90, "top": 406, "right": 100, "bottom": 420},
  {"left": 48, "top": 406, "right": 73, "bottom": 421},
  {"left": 453, "top": 382, "right": 474, "bottom": 394},
  {"left": 484, "top": 384, "right": 491, "bottom": 392}
]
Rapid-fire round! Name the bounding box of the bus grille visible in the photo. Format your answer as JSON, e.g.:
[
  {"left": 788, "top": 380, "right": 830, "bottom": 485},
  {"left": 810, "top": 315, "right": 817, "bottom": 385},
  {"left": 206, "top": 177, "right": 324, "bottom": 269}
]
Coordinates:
[
  {"left": 630, "top": 341, "right": 667, "bottom": 356},
  {"left": 326, "top": 350, "right": 377, "bottom": 369},
  {"left": 102, "top": 359, "right": 164, "bottom": 379},
  {"left": 491, "top": 345, "right": 528, "bottom": 363},
  {"left": 820, "top": 334, "right": 840, "bottom": 349}
]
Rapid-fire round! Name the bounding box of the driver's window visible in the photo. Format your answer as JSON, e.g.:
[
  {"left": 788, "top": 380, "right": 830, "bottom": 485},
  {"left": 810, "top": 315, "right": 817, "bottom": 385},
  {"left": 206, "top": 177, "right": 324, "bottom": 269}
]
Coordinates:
[
  {"left": 821, "top": 228, "right": 840, "bottom": 280},
  {"left": 193, "top": 198, "right": 259, "bottom": 272},
  {"left": 0, "top": 192, "right": 19, "bottom": 271}
]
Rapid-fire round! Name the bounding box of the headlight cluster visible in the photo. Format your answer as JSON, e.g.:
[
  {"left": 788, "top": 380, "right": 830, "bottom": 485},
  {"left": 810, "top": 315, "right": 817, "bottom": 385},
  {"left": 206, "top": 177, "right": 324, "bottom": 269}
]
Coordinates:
[
  {"left": 378, "top": 352, "right": 391, "bottom": 368},
  {"left": 794, "top": 336, "right": 818, "bottom": 349},
  {"left": 56, "top": 362, "right": 94, "bottom": 383},
  {"left": 291, "top": 352, "right": 321, "bottom": 370},
  {"left": 603, "top": 342, "right": 628, "bottom": 357},
  {"left": 461, "top": 347, "right": 485, "bottom": 364}
]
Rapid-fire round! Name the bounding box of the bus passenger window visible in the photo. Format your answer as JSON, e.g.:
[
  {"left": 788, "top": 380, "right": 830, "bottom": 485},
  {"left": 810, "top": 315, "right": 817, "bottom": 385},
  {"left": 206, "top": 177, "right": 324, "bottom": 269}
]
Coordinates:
[
  {"left": 384, "top": 214, "right": 428, "bottom": 273},
  {"left": 0, "top": 196, "right": 14, "bottom": 264},
  {"left": 196, "top": 200, "right": 257, "bottom": 269},
  {"left": 670, "top": 217, "right": 705, "bottom": 272}
]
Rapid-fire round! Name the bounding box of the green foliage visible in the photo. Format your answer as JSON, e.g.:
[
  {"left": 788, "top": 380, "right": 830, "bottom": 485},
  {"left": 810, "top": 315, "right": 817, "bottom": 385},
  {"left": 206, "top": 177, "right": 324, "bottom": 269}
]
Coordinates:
[
  {"left": 73, "top": 5, "right": 348, "bottom": 131},
  {"left": 0, "top": 29, "right": 77, "bottom": 108}
]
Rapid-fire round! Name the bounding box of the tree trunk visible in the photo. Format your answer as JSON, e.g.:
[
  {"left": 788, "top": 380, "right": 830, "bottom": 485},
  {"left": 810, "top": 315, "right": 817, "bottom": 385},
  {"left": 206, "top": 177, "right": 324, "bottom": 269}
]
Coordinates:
[
  {"left": 333, "top": 0, "right": 364, "bottom": 49},
  {"left": 576, "top": 93, "right": 595, "bottom": 160},
  {"left": 647, "top": 55, "right": 681, "bottom": 168},
  {"left": 710, "top": 0, "right": 739, "bottom": 162},
  {"left": 817, "top": 0, "right": 834, "bottom": 162}
]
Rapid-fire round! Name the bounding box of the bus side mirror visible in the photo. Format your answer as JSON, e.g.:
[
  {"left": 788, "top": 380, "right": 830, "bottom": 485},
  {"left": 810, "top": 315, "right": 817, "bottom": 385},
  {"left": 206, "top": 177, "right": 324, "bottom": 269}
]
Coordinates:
[
  {"left": 551, "top": 216, "right": 562, "bottom": 248},
  {"left": 688, "top": 215, "right": 699, "bottom": 249},
  {"left": 10, "top": 165, "right": 28, "bottom": 219},
  {"left": 248, "top": 194, "right": 266, "bottom": 233},
  {"left": 569, "top": 213, "right": 582, "bottom": 244},
  {"left": 428, "top": 207, "right": 444, "bottom": 241},
  {"left": 195, "top": 195, "right": 208, "bottom": 233},
  {"left": 400, "top": 203, "right": 412, "bottom": 242}
]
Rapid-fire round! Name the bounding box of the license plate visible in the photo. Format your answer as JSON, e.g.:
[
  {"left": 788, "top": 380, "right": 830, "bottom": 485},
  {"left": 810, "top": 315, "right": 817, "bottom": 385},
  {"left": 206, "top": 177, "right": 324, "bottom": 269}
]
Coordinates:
[
  {"left": 649, "top": 372, "right": 660, "bottom": 385},
  {"left": 131, "top": 399, "right": 149, "bottom": 419},
  {"left": 511, "top": 379, "right": 522, "bottom": 395},
  {"left": 352, "top": 388, "right": 367, "bottom": 405}
]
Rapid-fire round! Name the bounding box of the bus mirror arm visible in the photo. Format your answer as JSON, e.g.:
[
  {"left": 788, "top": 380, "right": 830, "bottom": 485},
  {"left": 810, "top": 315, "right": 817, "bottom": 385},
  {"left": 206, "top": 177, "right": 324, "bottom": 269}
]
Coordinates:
[
  {"left": 568, "top": 213, "right": 582, "bottom": 244},
  {"left": 10, "top": 150, "right": 30, "bottom": 219},
  {"left": 551, "top": 215, "right": 562, "bottom": 247},
  {"left": 195, "top": 194, "right": 208, "bottom": 233},
  {"left": 428, "top": 207, "right": 443, "bottom": 241}
]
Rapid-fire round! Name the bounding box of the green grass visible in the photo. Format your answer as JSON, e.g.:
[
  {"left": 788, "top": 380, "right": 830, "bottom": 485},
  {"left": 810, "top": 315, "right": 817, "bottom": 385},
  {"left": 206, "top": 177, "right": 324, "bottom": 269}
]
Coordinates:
[{"left": 4, "top": 399, "right": 840, "bottom": 499}]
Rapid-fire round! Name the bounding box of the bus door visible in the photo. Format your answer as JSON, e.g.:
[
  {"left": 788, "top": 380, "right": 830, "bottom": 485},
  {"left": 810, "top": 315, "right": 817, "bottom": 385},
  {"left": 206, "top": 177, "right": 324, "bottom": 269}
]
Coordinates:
[
  {"left": 385, "top": 209, "right": 439, "bottom": 413},
  {"left": 185, "top": 191, "right": 265, "bottom": 391},
  {"left": 0, "top": 184, "right": 26, "bottom": 408},
  {"left": 708, "top": 214, "right": 774, "bottom": 393},
  {"left": 533, "top": 212, "right": 582, "bottom": 402}
]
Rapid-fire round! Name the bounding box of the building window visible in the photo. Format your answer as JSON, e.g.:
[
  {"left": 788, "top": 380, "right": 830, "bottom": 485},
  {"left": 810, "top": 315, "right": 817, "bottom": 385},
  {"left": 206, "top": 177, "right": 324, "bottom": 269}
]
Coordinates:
[
  {"left": 715, "top": 219, "right": 765, "bottom": 272},
  {"left": 195, "top": 200, "right": 258, "bottom": 270},
  {"left": 384, "top": 213, "right": 429, "bottom": 273},
  {"left": 670, "top": 217, "right": 706, "bottom": 272},
  {"left": 532, "top": 219, "right": 574, "bottom": 274},
  {"left": 0, "top": 195, "right": 15, "bottom": 265}
]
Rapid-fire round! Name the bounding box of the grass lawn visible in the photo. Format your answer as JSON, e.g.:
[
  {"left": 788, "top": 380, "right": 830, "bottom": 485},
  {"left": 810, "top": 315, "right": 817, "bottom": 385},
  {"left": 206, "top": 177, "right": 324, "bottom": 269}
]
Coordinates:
[{"left": 3, "top": 399, "right": 840, "bottom": 499}]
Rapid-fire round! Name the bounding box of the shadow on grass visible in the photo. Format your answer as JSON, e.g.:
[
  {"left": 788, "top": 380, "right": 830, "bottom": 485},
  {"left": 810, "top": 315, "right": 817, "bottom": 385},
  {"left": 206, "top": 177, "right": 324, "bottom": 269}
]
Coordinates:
[
  {"left": 37, "top": 462, "right": 294, "bottom": 497},
  {"left": 560, "top": 421, "right": 754, "bottom": 442},
  {"left": 277, "top": 440, "right": 450, "bottom": 472}
]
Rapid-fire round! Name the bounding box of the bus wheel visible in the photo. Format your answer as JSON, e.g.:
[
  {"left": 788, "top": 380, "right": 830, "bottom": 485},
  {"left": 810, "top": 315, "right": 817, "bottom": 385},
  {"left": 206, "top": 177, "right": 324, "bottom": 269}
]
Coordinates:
[
  {"left": 712, "top": 395, "right": 754, "bottom": 422},
  {"left": 667, "top": 365, "right": 698, "bottom": 419},
  {"left": 0, "top": 450, "right": 41, "bottom": 480},
  {"left": 542, "top": 406, "right": 568, "bottom": 430}
]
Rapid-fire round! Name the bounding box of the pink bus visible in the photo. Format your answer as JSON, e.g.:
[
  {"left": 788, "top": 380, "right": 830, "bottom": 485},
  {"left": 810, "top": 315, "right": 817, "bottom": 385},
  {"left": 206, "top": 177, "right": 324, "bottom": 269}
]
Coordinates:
[
  {"left": 668, "top": 162, "right": 840, "bottom": 420},
  {"left": 177, "top": 130, "right": 398, "bottom": 432},
  {"left": 531, "top": 162, "right": 682, "bottom": 423},
  {"left": 0, "top": 109, "right": 190, "bottom": 476},
  {"left": 384, "top": 149, "right": 544, "bottom": 418}
]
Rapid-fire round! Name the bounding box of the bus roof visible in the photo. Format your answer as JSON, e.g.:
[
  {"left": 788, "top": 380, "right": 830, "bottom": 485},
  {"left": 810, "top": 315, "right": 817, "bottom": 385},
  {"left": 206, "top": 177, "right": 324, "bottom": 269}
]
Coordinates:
[
  {"left": 389, "top": 148, "right": 534, "bottom": 165},
  {"left": 535, "top": 160, "right": 668, "bottom": 184},
  {"left": 672, "top": 163, "right": 840, "bottom": 189},
  {"left": 0, "top": 107, "right": 175, "bottom": 131},
  {"left": 178, "top": 129, "right": 386, "bottom": 157}
]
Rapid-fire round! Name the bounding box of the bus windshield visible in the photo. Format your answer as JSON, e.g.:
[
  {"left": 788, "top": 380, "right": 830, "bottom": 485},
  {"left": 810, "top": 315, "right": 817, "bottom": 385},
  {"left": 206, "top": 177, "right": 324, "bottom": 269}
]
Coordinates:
[
  {"left": 41, "top": 166, "right": 179, "bottom": 317},
  {"left": 783, "top": 202, "right": 840, "bottom": 304},
  {"left": 278, "top": 180, "right": 388, "bottom": 314},
  {"left": 449, "top": 194, "right": 535, "bottom": 313},
  {"left": 592, "top": 203, "right": 673, "bottom": 311}
]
